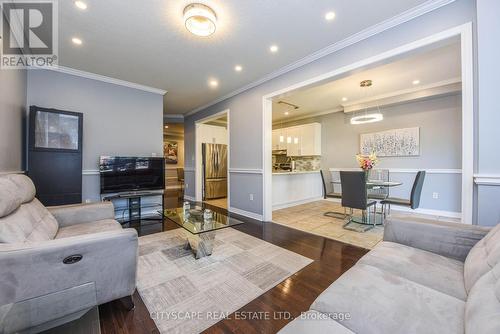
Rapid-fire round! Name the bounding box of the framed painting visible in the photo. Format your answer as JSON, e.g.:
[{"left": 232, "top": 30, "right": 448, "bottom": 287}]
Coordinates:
[
  {"left": 360, "top": 127, "right": 420, "bottom": 157},
  {"left": 164, "top": 141, "right": 178, "bottom": 164}
]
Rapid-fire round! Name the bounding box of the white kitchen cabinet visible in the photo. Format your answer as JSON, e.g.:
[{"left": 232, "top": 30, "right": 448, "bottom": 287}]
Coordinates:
[
  {"left": 274, "top": 123, "right": 321, "bottom": 156},
  {"left": 299, "top": 123, "right": 322, "bottom": 156},
  {"left": 286, "top": 126, "right": 301, "bottom": 156},
  {"left": 272, "top": 129, "right": 287, "bottom": 150}
]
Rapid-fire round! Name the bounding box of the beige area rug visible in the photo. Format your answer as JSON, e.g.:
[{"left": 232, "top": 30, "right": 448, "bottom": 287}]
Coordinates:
[
  {"left": 273, "top": 200, "right": 384, "bottom": 249},
  {"left": 137, "top": 228, "right": 313, "bottom": 334}
]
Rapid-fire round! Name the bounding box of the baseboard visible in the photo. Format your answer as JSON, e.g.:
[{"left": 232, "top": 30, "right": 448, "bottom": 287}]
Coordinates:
[
  {"left": 184, "top": 195, "right": 195, "bottom": 201},
  {"left": 229, "top": 207, "right": 263, "bottom": 221},
  {"left": 272, "top": 196, "right": 324, "bottom": 211},
  {"left": 322, "top": 197, "right": 461, "bottom": 219}
]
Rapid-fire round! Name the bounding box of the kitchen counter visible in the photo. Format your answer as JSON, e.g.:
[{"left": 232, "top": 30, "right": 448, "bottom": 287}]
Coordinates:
[
  {"left": 272, "top": 170, "right": 320, "bottom": 175},
  {"left": 272, "top": 170, "right": 323, "bottom": 210}
]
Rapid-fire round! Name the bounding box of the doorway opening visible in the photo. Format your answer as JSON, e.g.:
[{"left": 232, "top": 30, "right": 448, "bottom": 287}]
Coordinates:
[
  {"left": 195, "top": 110, "right": 229, "bottom": 210},
  {"left": 262, "top": 24, "right": 474, "bottom": 224}
]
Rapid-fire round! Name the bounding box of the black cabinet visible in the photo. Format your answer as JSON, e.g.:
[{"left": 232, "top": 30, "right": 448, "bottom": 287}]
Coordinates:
[{"left": 27, "top": 106, "right": 83, "bottom": 206}]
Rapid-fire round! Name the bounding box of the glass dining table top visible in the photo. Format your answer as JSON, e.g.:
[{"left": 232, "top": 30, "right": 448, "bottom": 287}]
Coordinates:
[
  {"left": 331, "top": 180, "right": 403, "bottom": 188},
  {"left": 163, "top": 206, "right": 244, "bottom": 235}
]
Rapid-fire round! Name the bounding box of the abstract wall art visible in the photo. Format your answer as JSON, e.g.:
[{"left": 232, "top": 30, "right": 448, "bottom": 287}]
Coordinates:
[{"left": 360, "top": 127, "right": 420, "bottom": 157}]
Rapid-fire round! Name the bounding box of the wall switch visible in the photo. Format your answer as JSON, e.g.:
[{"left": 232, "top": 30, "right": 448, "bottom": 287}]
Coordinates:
[
  {"left": 249, "top": 193, "right": 254, "bottom": 201},
  {"left": 85, "top": 199, "right": 91, "bottom": 204},
  {"left": 185, "top": 183, "right": 188, "bottom": 189},
  {"left": 432, "top": 192, "right": 439, "bottom": 199}
]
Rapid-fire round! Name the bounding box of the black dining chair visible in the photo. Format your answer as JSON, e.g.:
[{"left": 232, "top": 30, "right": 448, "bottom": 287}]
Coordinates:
[
  {"left": 381, "top": 171, "right": 426, "bottom": 219},
  {"left": 340, "top": 171, "right": 378, "bottom": 230},
  {"left": 319, "top": 170, "right": 345, "bottom": 219}
]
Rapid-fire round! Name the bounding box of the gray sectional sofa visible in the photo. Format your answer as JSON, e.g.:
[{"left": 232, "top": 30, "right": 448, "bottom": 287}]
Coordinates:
[
  {"left": 280, "top": 217, "right": 500, "bottom": 334},
  {"left": 0, "top": 174, "right": 138, "bottom": 332}
]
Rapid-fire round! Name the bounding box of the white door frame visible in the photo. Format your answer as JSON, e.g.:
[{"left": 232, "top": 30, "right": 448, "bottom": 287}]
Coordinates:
[
  {"left": 194, "top": 109, "right": 230, "bottom": 204},
  {"left": 262, "top": 23, "right": 474, "bottom": 224}
]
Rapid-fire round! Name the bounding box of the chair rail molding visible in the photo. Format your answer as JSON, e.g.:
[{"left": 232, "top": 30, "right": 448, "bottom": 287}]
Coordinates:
[
  {"left": 474, "top": 174, "right": 500, "bottom": 186},
  {"left": 228, "top": 168, "right": 263, "bottom": 174},
  {"left": 328, "top": 168, "right": 462, "bottom": 174},
  {"left": 82, "top": 169, "right": 99, "bottom": 175}
]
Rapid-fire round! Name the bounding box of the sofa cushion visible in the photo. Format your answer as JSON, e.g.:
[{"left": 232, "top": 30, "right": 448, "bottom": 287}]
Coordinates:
[
  {"left": 359, "top": 241, "right": 466, "bottom": 300},
  {"left": 310, "top": 263, "right": 465, "bottom": 334},
  {"left": 278, "top": 310, "right": 354, "bottom": 334},
  {"left": 5, "top": 174, "right": 36, "bottom": 204},
  {"left": 464, "top": 223, "right": 500, "bottom": 293},
  {"left": 465, "top": 264, "right": 500, "bottom": 334},
  {"left": 0, "top": 177, "right": 22, "bottom": 218},
  {"left": 0, "top": 199, "right": 59, "bottom": 243},
  {"left": 55, "top": 219, "right": 122, "bottom": 239}
]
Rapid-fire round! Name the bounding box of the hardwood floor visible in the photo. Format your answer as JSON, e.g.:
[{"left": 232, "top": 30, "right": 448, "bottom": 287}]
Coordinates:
[{"left": 99, "top": 191, "right": 368, "bottom": 334}]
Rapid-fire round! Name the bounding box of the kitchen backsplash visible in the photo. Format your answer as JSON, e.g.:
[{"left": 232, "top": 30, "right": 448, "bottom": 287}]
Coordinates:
[{"left": 291, "top": 156, "right": 321, "bottom": 171}]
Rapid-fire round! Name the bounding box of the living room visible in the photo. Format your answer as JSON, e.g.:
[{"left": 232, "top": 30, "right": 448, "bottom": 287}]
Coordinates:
[{"left": 1, "top": 0, "right": 500, "bottom": 333}]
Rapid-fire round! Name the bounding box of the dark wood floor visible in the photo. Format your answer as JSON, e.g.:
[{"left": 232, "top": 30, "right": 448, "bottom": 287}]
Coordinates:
[{"left": 99, "top": 190, "right": 368, "bottom": 334}]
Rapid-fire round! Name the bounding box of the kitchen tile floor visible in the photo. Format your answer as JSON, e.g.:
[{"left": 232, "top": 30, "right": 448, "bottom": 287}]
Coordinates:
[{"left": 272, "top": 200, "right": 461, "bottom": 250}]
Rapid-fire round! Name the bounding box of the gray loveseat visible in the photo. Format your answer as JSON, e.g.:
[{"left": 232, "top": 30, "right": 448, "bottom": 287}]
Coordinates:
[
  {"left": 279, "top": 217, "right": 500, "bottom": 334},
  {"left": 0, "top": 174, "right": 138, "bottom": 332}
]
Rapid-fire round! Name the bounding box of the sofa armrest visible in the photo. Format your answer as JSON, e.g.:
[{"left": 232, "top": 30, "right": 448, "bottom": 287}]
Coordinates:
[
  {"left": 383, "top": 218, "right": 490, "bottom": 261},
  {"left": 0, "top": 228, "right": 138, "bottom": 308},
  {"left": 48, "top": 202, "right": 115, "bottom": 227}
]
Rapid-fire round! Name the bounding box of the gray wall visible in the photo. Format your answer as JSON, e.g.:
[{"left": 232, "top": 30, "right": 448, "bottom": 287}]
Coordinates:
[
  {"left": 184, "top": 0, "right": 475, "bottom": 218},
  {"left": 476, "top": 0, "right": 500, "bottom": 226},
  {"left": 27, "top": 70, "right": 164, "bottom": 201},
  {"left": 276, "top": 95, "right": 463, "bottom": 213},
  {"left": 0, "top": 69, "right": 27, "bottom": 172}
]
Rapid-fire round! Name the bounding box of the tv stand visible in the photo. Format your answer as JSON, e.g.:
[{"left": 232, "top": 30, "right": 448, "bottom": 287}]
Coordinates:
[{"left": 102, "top": 190, "right": 164, "bottom": 224}]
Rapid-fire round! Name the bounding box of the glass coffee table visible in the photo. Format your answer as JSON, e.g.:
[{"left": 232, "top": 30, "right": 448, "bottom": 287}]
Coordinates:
[{"left": 163, "top": 206, "right": 244, "bottom": 259}]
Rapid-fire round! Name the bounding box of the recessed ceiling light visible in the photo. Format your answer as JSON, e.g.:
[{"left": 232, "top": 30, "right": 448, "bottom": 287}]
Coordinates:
[
  {"left": 342, "top": 97, "right": 348, "bottom": 102},
  {"left": 412, "top": 79, "right": 420, "bottom": 85},
  {"left": 269, "top": 45, "right": 279, "bottom": 53},
  {"left": 183, "top": 3, "right": 217, "bottom": 37},
  {"left": 72, "top": 37, "right": 83, "bottom": 45},
  {"left": 234, "top": 65, "right": 243, "bottom": 72},
  {"left": 209, "top": 79, "right": 218, "bottom": 88},
  {"left": 284, "top": 111, "right": 289, "bottom": 116},
  {"left": 74, "top": 1, "right": 87, "bottom": 10},
  {"left": 325, "top": 11, "right": 336, "bottom": 21},
  {"left": 164, "top": 125, "right": 169, "bottom": 129}
]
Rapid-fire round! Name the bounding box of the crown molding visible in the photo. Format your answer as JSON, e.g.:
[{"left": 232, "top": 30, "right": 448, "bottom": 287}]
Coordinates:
[
  {"left": 31, "top": 66, "right": 167, "bottom": 96},
  {"left": 185, "top": 0, "right": 456, "bottom": 117}
]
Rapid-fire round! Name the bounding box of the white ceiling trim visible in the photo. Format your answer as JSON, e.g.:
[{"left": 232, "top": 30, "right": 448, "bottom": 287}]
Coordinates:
[
  {"left": 343, "top": 77, "right": 461, "bottom": 112},
  {"left": 33, "top": 66, "right": 167, "bottom": 95},
  {"left": 185, "top": 0, "right": 456, "bottom": 117}
]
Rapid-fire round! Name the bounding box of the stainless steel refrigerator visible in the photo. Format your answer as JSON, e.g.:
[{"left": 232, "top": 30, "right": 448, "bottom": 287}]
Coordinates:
[{"left": 202, "top": 143, "right": 228, "bottom": 200}]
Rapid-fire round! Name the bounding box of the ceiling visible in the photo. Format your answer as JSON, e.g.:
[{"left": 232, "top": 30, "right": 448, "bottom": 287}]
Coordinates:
[
  {"left": 57, "top": 0, "right": 433, "bottom": 115},
  {"left": 272, "top": 41, "right": 461, "bottom": 122}
]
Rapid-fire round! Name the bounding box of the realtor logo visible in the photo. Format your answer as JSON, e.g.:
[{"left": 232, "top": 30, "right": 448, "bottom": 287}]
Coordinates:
[{"left": 1, "top": 0, "right": 58, "bottom": 69}]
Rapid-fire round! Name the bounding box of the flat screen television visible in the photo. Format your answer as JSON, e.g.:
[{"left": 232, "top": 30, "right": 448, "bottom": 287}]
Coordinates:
[{"left": 99, "top": 156, "right": 165, "bottom": 194}]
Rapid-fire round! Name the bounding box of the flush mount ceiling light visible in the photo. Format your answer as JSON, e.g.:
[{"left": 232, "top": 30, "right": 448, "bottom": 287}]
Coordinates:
[
  {"left": 350, "top": 79, "right": 384, "bottom": 125},
  {"left": 74, "top": 1, "right": 87, "bottom": 10},
  {"left": 183, "top": 3, "right": 217, "bottom": 37},
  {"left": 325, "top": 11, "right": 336, "bottom": 21}
]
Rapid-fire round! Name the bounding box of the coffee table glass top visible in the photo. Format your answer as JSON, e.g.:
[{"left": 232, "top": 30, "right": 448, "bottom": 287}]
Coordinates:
[{"left": 163, "top": 206, "right": 244, "bottom": 234}]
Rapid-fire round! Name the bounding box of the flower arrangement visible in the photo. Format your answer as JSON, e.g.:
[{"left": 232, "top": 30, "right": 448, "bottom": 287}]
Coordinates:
[{"left": 356, "top": 153, "right": 378, "bottom": 171}]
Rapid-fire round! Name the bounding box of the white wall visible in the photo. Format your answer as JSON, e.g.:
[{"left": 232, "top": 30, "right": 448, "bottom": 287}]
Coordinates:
[
  {"left": 26, "top": 69, "right": 164, "bottom": 201},
  {"left": 0, "top": 69, "right": 26, "bottom": 173}
]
